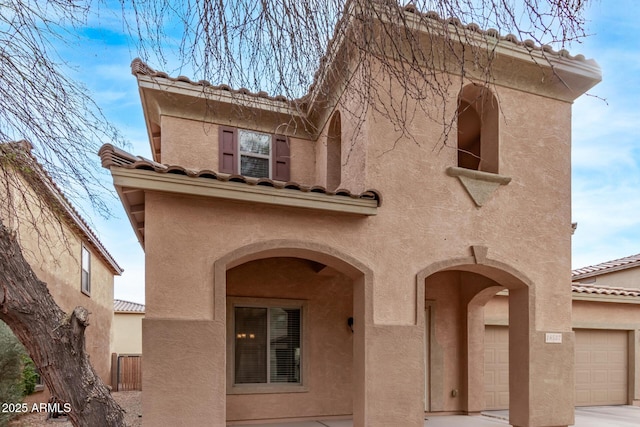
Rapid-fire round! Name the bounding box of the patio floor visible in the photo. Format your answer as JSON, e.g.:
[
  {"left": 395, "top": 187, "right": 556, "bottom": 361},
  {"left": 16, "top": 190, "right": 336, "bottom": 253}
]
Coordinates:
[{"left": 229, "top": 406, "right": 640, "bottom": 427}]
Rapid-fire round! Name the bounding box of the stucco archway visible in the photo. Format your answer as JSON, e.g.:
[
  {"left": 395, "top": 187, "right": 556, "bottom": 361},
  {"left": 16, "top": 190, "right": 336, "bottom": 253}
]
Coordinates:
[
  {"left": 416, "top": 248, "right": 532, "bottom": 423},
  {"left": 213, "top": 239, "right": 373, "bottom": 424}
]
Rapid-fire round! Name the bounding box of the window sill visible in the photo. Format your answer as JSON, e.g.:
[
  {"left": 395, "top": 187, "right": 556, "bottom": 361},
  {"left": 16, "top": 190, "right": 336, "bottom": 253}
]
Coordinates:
[
  {"left": 446, "top": 166, "right": 511, "bottom": 207},
  {"left": 81, "top": 289, "right": 91, "bottom": 297},
  {"left": 227, "top": 384, "right": 309, "bottom": 395}
]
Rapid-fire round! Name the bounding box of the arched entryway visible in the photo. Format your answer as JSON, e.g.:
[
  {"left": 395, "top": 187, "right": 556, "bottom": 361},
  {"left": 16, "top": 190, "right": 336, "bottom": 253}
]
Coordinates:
[
  {"left": 417, "top": 251, "right": 533, "bottom": 424},
  {"left": 213, "top": 240, "right": 372, "bottom": 425}
]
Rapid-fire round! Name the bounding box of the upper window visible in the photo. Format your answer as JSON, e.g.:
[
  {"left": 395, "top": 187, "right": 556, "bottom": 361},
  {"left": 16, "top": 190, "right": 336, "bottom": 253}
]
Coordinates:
[
  {"left": 228, "top": 298, "right": 305, "bottom": 393},
  {"left": 81, "top": 245, "right": 91, "bottom": 295},
  {"left": 457, "top": 84, "right": 499, "bottom": 174},
  {"left": 219, "top": 127, "right": 290, "bottom": 181}
]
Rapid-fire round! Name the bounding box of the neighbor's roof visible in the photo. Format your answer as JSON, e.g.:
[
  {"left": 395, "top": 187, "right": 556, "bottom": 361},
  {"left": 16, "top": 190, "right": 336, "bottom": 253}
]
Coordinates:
[
  {"left": 572, "top": 253, "right": 640, "bottom": 280},
  {"left": 0, "top": 141, "right": 123, "bottom": 275},
  {"left": 571, "top": 283, "right": 640, "bottom": 298},
  {"left": 114, "top": 299, "right": 145, "bottom": 313}
]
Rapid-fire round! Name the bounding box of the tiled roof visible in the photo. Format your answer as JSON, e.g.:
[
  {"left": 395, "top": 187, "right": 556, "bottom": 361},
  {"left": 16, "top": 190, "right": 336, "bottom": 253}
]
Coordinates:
[
  {"left": 99, "top": 143, "right": 382, "bottom": 204},
  {"left": 572, "top": 253, "right": 640, "bottom": 280},
  {"left": 0, "top": 141, "right": 123, "bottom": 275},
  {"left": 114, "top": 299, "right": 145, "bottom": 313},
  {"left": 131, "top": 5, "right": 595, "bottom": 105},
  {"left": 399, "top": 6, "right": 592, "bottom": 61},
  {"left": 571, "top": 283, "right": 640, "bottom": 298},
  {"left": 131, "top": 59, "right": 294, "bottom": 104}
]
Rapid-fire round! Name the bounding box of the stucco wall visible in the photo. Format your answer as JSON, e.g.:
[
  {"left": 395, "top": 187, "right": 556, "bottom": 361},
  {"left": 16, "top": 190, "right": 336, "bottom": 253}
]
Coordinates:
[
  {"left": 579, "top": 267, "right": 640, "bottom": 289},
  {"left": 139, "top": 57, "right": 579, "bottom": 427},
  {"left": 160, "top": 115, "right": 316, "bottom": 185},
  {"left": 113, "top": 313, "right": 144, "bottom": 354},
  {"left": 226, "top": 257, "right": 353, "bottom": 421}
]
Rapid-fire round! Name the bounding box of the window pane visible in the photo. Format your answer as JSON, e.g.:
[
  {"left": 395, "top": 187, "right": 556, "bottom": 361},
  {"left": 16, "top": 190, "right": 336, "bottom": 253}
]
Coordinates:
[
  {"left": 269, "top": 308, "right": 301, "bottom": 383},
  {"left": 241, "top": 155, "right": 269, "bottom": 178},
  {"left": 82, "top": 247, "right": 90, "bottom": 271},
  {"left": 81, "top": 271, "right": 90, "bottom": 292},
  {"left": 239, "top": 130, "right": 270, "bottom": 155},
  {"left": 235, "top": 307, "right": 267, "bottom": 384}
]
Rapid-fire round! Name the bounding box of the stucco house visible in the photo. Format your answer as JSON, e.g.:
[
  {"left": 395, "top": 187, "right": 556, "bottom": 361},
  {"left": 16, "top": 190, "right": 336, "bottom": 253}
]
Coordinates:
[
  {"left": 100, "top": 3, "right": 603, "bottom": 427},
  {"left": 113, "top": 299, "right": 145, "bottom": 355},
  {"left": 0, "top": 141, "right": 122, "bottom": 402},
  {"left": 112, "top": 299, "right": 144, "bottom": 391}
]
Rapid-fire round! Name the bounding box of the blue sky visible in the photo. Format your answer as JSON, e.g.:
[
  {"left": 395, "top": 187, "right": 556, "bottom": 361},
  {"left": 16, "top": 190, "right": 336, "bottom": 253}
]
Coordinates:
[{"left": 63, "top": 1, "right": 640, "bottom": 304}]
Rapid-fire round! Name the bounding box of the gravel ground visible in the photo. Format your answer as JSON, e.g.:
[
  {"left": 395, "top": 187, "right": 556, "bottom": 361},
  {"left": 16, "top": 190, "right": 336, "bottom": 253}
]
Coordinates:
[{"left": 7, "top": 391, "right": 142, "bottom": 427}]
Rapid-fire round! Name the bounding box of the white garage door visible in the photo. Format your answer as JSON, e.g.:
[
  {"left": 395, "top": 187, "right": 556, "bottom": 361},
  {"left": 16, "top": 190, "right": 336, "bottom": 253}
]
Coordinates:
[
  {"left": 484, "top": 327, "right": 628, "bottom": 410},
  {"left": 575, "top": 329, "right": 628, "bottom": 406}
]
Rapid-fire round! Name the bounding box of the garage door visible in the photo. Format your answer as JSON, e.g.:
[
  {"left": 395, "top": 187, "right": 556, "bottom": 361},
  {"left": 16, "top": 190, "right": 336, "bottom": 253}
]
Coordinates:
[
  {"left": 484, "top": 327, "right": 628, "bottom": 410},
  {"left": 484, "top": 326, "right": 509, "bottom": 410},
  {"left": 575, "top": 329, "right": 627, "bottom": 406}
]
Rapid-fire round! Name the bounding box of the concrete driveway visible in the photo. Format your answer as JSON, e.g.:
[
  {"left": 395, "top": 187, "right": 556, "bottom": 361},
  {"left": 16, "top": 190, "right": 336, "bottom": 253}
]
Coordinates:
[
  {"left": 483, "top": 406, "right": 640, "bottom": 426},
  {"left": 230, "top": 406, "right": 640, "bottom": 426}
]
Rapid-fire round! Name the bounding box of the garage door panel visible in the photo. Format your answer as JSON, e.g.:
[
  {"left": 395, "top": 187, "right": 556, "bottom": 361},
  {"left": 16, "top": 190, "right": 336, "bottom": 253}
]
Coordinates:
[
  {"left": 574, "top": 329, "right": 628, "bottom": 406},
  {"left": 484, "top": 327, "right": 628, "bottom": 410},
  {"left": 484, "top": 326, "right": 509, "bottom": 410}
]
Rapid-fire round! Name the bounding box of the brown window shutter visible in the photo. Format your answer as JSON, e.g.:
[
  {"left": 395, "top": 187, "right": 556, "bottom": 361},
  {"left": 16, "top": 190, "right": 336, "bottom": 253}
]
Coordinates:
[
  {"left": 219, "top": 126, "right": 238, "bottom": 174},
  {"left": 272, "top": 135, "right": 290, "bottom": 181}
]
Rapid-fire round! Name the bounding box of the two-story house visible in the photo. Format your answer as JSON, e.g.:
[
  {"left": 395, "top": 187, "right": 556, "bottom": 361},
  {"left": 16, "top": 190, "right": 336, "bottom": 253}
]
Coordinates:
[
  {"left": 0, "top": 141, "right": 122, "bottom": 403},
  {"left": 100, "top": 3, "right": 601, "bottom": 426}
]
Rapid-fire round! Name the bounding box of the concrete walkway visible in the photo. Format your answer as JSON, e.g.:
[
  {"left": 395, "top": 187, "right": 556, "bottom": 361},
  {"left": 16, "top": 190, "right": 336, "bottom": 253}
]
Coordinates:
[{"left": 230, "top": 406, "right": 640, "bottom": 427}]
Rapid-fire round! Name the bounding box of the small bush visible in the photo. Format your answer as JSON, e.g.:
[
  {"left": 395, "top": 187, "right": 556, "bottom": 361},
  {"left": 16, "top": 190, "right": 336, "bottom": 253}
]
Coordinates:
[
  {"left": 0, "top": 321, "right": 24, "bottom": 427},
  {"left": 21, "top": 355, "right": 39, "bottom": 396}
]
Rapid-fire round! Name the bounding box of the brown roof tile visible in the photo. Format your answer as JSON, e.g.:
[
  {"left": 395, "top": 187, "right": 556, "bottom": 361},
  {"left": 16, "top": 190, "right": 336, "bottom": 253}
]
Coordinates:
[
  {"left": 131, "top": 6, "right": 595, "bottom": 106},
  {"left": 572, "top": 253, "right": 640, "bottom": 279},
  {"left": 571, "top": 283, "right": 640, "bottom": 298},
  {"left": 114, "top": 299, "right": 145, "bottom": 313},
  {"left": 98, "top": 143, "right": 382, "bottom": 205}
]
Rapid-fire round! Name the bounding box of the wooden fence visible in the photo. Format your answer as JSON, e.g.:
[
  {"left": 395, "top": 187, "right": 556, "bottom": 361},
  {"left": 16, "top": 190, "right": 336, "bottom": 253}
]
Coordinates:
[{"left": 111, "top": 353, "right": 142, "bottom": 391}]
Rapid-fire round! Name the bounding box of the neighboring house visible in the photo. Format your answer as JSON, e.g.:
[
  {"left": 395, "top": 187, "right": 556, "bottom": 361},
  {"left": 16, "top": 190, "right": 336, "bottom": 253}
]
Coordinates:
[
  {"left": 484, "top": 261, "right": 640, "bottom": 410},
  {"left": 113, "top": 299, "right": 145, "bottom": 355},
  {"left": 100, "top": 3, "right": 602, "bottom": 427},
  {"left": 112, "top": 299, "right": 144, "bottom": 391},
  {"left": 572, "top": 253, "right": 640, "bottom": 288},
  {"left": 0, "top": 141, "right": 122, "bottom": 403}
]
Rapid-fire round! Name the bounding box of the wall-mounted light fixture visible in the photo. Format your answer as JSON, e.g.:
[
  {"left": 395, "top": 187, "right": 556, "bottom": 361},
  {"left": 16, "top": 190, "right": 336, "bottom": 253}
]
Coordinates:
[{"left": 347, "top": 317, "right": 354, "bottom": 333}]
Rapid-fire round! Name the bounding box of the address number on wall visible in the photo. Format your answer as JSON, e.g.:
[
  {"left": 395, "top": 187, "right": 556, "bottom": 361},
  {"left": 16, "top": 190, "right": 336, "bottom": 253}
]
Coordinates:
[{"left": 545, "top": 332, "right": 562, "bottom": 344}]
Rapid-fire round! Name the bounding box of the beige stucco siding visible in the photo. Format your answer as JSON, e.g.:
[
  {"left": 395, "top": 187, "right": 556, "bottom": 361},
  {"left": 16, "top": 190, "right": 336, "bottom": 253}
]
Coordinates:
[
  {"left": 159, "top": 115, "right": 316, "bottom": 185},
  {"left": 0, "top": 170, "right": 115, "bottom": 387},
  {"left": 113, "top": 313, "right": 144, "bottom": 354},
  {"left": 226, "top": 257, "right": 353, "bottom": 421},
  {"left": 580, "top": 268, "right": 640, "bottom": 289}
]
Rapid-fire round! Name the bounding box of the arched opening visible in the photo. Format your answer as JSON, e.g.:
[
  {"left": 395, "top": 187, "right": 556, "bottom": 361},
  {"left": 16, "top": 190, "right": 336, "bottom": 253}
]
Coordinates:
[
  {"left": 457, "top": 84, "right": 499, "bottom": 174},
  {"left": 420, "top": 261, "right": 530, "bottom": 421},
  {"left": 326, "top": 111, "right": 342, "bottom": 191},
  {"left": 214, "top": 241, "right": 371, "bottom": 424}
]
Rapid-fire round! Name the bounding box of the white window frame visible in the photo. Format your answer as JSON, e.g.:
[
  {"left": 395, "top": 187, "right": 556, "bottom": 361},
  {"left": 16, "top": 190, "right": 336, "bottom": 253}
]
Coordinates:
[
  {"left": 226, "top": 297, "right": 308, "bottom": 394},
  {"left": 237, "top": 129, "right": 272, "bottom": 179},
  {"left": 81, "top": 245, "right": 91, "bottom": 296}
]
